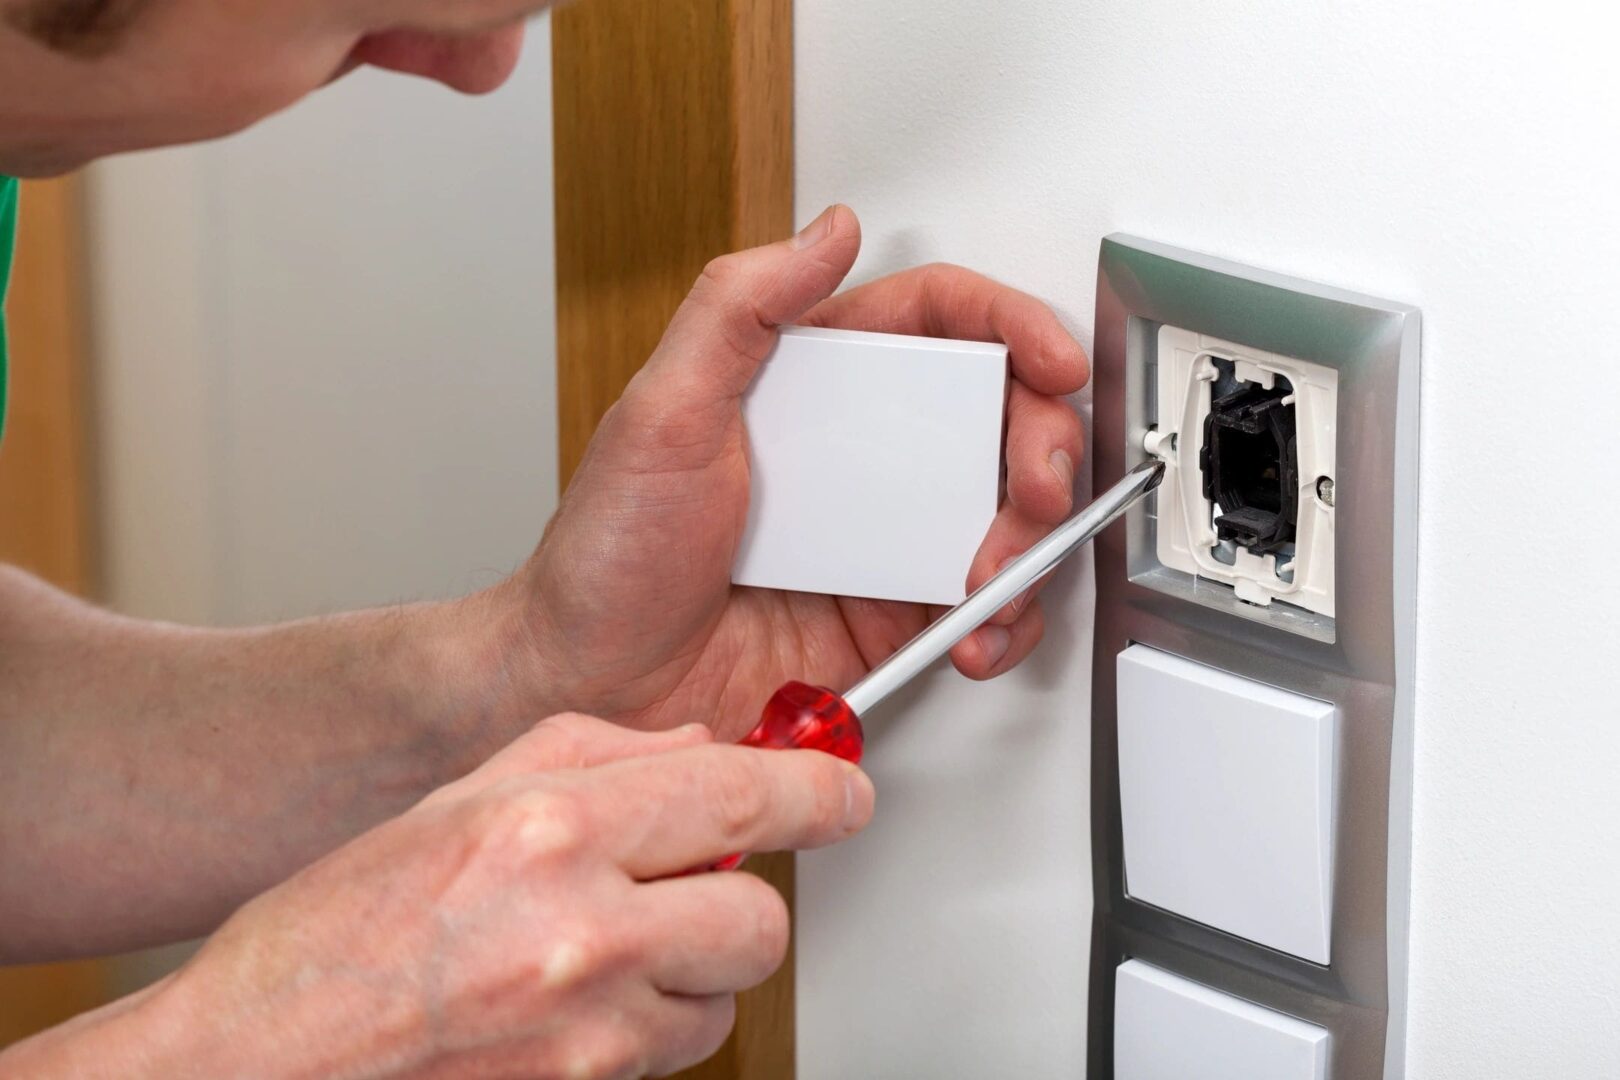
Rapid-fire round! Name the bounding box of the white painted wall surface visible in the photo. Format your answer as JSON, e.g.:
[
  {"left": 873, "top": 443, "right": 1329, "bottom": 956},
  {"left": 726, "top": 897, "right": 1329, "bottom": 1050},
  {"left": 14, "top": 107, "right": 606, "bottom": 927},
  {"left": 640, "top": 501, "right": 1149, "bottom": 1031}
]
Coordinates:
[
  {"left": 89, "top": 17, "right": 557, "bottom": 627},
  {"left": 795, "top": 2, "right": 1620, "bottom": 1077}
]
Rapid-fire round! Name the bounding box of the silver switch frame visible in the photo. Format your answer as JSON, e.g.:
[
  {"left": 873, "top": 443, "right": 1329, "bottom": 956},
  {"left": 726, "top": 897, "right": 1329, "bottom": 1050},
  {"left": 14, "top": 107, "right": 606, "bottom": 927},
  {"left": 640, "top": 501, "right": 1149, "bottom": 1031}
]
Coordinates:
[{"left": 1089, "top": 235, "right": 1420, "bottom": 1080}]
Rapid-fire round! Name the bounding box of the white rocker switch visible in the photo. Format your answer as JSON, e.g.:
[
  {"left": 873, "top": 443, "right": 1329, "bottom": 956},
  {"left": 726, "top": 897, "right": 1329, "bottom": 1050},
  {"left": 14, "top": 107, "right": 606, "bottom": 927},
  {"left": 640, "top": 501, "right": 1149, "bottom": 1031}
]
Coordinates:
[{"left": 1116, "top": 645, "right": 1338, "bottom": 964}]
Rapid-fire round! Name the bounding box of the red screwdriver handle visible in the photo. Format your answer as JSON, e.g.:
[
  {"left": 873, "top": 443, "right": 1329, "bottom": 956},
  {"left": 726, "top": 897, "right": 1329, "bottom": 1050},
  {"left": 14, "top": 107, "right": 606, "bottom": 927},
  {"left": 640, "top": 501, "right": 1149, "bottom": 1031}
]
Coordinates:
[
  {"left": 740, "top": 681, "right": 865, "bottom": 762},
  {"left": 705, "top": 682, "right": 866, "bottom": 873}
]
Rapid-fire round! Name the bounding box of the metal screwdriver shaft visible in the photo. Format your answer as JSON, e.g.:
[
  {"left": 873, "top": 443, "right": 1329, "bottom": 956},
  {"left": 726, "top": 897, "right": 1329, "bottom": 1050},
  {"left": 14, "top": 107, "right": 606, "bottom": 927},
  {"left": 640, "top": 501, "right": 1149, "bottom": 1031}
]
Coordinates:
[
  {"left": 703, "top": 459, "right": 1167, "bottom": 873},
  {"left": 843, "top": 458, "right": 1166, "bottom": 716}
]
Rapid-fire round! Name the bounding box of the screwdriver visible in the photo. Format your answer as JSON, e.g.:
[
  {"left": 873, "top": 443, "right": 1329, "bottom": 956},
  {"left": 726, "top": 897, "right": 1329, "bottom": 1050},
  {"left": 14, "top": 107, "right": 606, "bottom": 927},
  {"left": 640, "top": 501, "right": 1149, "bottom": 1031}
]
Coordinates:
[{"left": 707, "top": 459, "right": 1166, "bottom": 871}]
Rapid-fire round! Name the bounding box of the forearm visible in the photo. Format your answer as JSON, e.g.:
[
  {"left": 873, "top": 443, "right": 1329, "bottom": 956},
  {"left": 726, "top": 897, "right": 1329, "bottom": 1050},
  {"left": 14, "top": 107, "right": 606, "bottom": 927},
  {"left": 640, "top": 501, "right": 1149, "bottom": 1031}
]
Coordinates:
[
  {"left": 0, "top": 977, "right": 189, "bottom": 1078},
  {"left": 0, "top": 956, "right": 422, "bottom": 1079},
  {"left": 0, "top": 565, "right": 551, "bottom": 962}
]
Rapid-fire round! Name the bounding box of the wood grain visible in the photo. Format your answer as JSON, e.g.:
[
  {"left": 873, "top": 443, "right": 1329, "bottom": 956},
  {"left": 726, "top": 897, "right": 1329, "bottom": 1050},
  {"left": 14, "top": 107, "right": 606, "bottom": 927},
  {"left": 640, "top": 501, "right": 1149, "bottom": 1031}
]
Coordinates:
[
  {"left": 0, "top": 961, "right": 109, "bottom": 1048},
  {"left": 0, "top": 176, "right": 95, "bottom": 596},
  {"left": 553, "top": 0, "right": 794, "bottom": 485},
  {"left": 552, "top": 2, "right": 796, "bottom": 1076},
  {"left": 0, "top": 177, "right": 110, "bottom": 1043}
]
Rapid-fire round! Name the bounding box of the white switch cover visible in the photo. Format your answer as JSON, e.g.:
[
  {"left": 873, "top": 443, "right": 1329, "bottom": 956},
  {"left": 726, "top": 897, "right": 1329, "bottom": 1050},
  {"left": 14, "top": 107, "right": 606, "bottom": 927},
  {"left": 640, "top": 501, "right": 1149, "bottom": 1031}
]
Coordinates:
[
  {"left": 1117, "top": 645, "right": 1337, "bottom": 963},
  {"left": 732, "top": 326, "right": 1007, "bottom": 604},
  {"left": 1115, "top": 960, "right": 1329, "bottom": 1080}
]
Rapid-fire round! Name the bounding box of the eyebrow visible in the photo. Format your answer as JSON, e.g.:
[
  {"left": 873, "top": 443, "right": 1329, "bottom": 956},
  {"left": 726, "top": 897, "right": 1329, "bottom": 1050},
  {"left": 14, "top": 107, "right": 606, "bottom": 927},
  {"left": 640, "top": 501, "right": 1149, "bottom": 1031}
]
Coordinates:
[{"left": 6, "top": 0, "right": 149, "bottom": 57}]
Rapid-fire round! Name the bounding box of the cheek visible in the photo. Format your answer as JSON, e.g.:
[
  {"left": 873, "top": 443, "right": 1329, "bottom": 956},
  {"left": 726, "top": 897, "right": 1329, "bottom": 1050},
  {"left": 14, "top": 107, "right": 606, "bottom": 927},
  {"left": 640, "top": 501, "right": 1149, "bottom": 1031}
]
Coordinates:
[{"left": 349, "top": 24, "right": 527, "bottom": 94}]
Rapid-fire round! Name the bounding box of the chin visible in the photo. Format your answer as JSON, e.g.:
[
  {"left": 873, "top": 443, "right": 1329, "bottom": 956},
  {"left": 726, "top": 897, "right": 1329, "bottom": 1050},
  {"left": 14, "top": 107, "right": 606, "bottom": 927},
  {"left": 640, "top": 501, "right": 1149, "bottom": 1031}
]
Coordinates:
[
  {"left": 0, "top": 142, "right": 96, "bottom": 178},
  {"left": 348, "top": 24, "right": 527, "bottom": 96}
]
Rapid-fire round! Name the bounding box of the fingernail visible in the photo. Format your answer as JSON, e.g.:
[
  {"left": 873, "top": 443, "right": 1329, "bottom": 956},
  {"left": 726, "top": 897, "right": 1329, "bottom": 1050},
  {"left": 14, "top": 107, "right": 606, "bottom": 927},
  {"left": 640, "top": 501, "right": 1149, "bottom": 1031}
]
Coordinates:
[
  {"left": 977, "top": 625, "right": 1012, "bottom": 668},
  {"left": 791, "top": 205, "right": 838, "bottom": 250},
  {"left": 842, "top": 763, "right": 876, "bottom": 830},
  {"left": 1049, "top": 449, "right": 1075, "bottom": 493}
]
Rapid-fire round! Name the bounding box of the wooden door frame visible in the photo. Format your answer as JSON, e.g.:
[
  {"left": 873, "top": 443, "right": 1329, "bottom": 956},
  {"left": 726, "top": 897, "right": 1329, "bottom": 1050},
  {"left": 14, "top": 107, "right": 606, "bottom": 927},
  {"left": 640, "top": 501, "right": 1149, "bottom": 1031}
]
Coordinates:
[
  {"left": 551, "top": 2, "right": 796, "bottom": 1076},
  {"left": 0, "top": 176, "right": 95, "bottom": 595}
]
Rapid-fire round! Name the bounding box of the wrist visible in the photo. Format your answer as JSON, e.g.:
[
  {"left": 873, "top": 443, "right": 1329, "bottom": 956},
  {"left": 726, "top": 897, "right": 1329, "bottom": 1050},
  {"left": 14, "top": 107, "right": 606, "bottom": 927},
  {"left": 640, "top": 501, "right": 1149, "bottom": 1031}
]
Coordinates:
[
  {"left": 116, "top": 931, "right": 430, "bottom": 1080},
  {"left": 411, "top": 580, "right": 569, "bottom": 778}
]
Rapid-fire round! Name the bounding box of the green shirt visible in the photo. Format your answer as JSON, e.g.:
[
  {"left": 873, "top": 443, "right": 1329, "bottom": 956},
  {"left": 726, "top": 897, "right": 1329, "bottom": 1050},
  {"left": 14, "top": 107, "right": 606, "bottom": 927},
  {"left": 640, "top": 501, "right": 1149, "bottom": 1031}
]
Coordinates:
[{"left": 0, "top": 176, "right": 15, "bottom": 442}]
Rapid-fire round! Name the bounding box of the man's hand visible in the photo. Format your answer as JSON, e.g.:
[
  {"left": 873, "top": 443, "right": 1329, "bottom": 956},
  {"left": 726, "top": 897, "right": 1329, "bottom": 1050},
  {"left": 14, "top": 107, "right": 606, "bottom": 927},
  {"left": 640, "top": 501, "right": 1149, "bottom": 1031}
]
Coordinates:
[
  {"left": 509, "top": 205, "right": 1087, "bottom": 739},
  {"left": 1, "top": 714, "right": 875, "bottom": 1078}
]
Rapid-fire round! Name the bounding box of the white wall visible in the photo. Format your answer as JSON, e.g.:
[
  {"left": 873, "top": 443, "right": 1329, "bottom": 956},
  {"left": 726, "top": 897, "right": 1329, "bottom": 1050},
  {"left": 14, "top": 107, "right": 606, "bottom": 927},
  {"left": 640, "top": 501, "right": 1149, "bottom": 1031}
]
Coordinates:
[
  {"left": 796, "top": 2, "right": 1620, "bottom": 1077},
  {"left": 89, "top": 17, "right": 557, "bottom": 627}
]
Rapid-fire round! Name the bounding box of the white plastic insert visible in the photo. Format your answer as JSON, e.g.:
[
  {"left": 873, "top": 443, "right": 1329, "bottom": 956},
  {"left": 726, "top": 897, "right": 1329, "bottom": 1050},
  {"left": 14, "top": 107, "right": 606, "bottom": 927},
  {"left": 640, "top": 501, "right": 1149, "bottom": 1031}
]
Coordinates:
[{"left": 1146, "top": 326, "right": 1337, "bottom": 617}]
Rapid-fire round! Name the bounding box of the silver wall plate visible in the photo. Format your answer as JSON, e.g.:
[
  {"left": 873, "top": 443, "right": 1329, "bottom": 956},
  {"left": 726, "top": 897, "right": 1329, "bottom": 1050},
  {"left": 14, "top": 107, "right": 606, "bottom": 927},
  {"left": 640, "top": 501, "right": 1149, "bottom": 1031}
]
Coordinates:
[{"left": 1089, "top": 235, "right": 1420, "bottom": 1079}]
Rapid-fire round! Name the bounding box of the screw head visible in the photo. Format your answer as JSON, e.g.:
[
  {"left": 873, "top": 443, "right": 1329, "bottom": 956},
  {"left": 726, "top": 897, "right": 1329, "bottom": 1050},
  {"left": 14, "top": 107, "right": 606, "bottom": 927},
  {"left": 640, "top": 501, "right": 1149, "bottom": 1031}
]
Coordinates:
[{"left": 1316, "top": 476, "right": 1335, "bottom": 507}]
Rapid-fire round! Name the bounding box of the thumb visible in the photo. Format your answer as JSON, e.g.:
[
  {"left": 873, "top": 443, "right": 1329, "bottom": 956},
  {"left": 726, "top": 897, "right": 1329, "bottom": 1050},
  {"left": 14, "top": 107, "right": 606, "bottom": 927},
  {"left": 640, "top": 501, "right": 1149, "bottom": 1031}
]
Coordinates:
[{"left": 647, "top": 204, "right": 863, "bottom": 399}]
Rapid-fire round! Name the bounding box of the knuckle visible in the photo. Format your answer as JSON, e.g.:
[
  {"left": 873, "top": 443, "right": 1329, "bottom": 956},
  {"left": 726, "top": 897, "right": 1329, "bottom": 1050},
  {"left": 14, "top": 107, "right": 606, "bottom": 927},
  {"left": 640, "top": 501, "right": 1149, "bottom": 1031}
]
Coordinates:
[
  {"left": 1016, "top": 599, "right": 1047, "bottom": 637},
  {"left": 685, "top": 996, "right": 738, "bottom": 1071},
  {"left": 652, "top": 997, "right": 736, "bottom": 1077},
  {"left": 916, "top": 262, "right": 950, "bottom": 307},
  {"left": 918, "top": 261, "right": 977, "bottom": 311},
  {"left": 1031, "top": 386, "right": 1070, "bottom": 417},
  {"left": 697, "top": 252, "right": 746, "bottom": 299},
  {"left": 705, "top": 752, "right": 774, "bottom": 843},
  {"left": 1025, "top": 392, "right": 1078, "bottom": 436},
  {"left": 538, "top": 919, "right": 619, "bottom": 995},
  {"left": 543, "top": 711, "right": 605, "bottom": 737},
  {"left": 531, "top": 714, "right": 589, "bottom": 760},
  {"left": 918, "top": 260, "right": 964, "bottom": 279},
  {"left": 1014, "top": 386, "right": 1068, "bottom": 428},
  {"left": 600, "top": 379, "right": 693, "bottom": 455},
  {"left": 671, "top": 722, "right": 716, "bottom": 747},
  {"left": 1055, "top": 393, "right": 1082, "bottom": 426},
  {"left": 535, "top": 712, "right": 615, "bottom": 763},
  {"left": 736, "top": 878, "right": 792, "bottom": 972},
  {"left": 1060, "top": 407, "right": 1084, "bottom": 446},
  {"left": 1005, "top": 388, "right": 1037, "bottom": 428},
  {"left": 491, "top": 787, "right": 592, "bottom": 865},
  {"left": 562, "top": 1027, "right": 643, "bottom": 1080},
  {"left": 692, "top": 255, "right": 771, "bottom": 361}
]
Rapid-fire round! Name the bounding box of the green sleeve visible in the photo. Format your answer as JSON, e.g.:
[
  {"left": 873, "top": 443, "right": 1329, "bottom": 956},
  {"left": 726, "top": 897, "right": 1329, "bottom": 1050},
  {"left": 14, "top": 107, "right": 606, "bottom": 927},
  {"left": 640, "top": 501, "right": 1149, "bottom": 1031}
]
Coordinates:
[{"left": 0, "top": 176, "right": 16, "bottom": 444}]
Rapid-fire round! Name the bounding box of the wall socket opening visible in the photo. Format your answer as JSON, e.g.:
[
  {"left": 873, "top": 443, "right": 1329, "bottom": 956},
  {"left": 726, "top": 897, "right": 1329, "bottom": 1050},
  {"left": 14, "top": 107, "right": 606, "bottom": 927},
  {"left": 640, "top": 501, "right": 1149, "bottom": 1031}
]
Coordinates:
[
  {"left": 1203, "top": 359, "right": 1298, "bottom": 559},
  {"left": 1144, "top": 326, "right": 1338, "bottom": 620}
]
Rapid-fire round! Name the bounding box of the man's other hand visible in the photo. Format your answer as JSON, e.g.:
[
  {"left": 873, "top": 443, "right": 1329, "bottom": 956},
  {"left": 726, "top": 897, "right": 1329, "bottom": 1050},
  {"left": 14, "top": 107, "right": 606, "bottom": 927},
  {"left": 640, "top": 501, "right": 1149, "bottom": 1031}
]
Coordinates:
[{"left": 507, "top": 205, "right": 1088, "bottom": 740}]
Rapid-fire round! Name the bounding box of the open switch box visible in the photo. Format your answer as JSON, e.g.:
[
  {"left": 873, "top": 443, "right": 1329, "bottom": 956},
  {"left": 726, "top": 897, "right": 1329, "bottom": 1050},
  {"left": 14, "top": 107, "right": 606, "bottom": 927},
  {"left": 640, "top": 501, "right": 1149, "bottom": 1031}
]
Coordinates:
[{"left": 1146, "top": 327, "right": 1338, "bottom": 619}]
